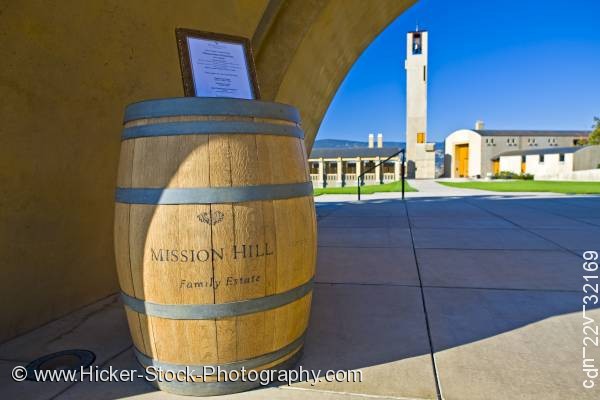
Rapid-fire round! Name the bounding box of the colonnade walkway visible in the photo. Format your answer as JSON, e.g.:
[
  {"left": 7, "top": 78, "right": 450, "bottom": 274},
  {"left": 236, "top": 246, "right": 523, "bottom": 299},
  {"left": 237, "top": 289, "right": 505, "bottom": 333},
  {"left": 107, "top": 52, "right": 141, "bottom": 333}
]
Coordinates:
[{"left": 2, "top": 187, "right": 600, "bottom": 399}]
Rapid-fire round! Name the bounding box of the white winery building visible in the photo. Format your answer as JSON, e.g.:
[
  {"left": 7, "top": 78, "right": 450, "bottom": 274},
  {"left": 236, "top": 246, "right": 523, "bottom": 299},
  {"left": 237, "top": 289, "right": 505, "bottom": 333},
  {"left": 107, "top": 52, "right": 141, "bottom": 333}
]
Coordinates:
[
  {"left": 495, "top": 145, "right": 600, "bottom": 181},
  {"left": 308, "top": 134, "right": 402, "bottom": 188},
  {"left": 444, "top": 121, "right": 589, "bottom": 178}
]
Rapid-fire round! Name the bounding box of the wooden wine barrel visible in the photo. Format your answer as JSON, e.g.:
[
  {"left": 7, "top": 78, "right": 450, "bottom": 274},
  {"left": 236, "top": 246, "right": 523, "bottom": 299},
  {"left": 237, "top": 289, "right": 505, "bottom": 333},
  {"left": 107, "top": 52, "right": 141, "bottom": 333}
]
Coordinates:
[{"left": 113, "top": 97, "right": 316, "bottom": 396}]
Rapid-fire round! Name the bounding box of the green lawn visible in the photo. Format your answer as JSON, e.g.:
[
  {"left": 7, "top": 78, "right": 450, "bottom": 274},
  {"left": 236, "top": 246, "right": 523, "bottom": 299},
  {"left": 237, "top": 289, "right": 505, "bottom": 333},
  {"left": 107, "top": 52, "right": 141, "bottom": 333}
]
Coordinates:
[
  {"left": 439, "top": 180, "right": 600, "bottom": 194},
  {"left": 314, "top": 180, "right": 417, "bottom": 196}
]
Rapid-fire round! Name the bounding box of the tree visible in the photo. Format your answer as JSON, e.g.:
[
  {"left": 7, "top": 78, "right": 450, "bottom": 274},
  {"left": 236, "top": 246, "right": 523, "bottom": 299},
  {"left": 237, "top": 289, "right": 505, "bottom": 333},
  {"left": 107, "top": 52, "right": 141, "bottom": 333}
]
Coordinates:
[{"left": 589, "top": 117, "right": 600, "bottom": 145}]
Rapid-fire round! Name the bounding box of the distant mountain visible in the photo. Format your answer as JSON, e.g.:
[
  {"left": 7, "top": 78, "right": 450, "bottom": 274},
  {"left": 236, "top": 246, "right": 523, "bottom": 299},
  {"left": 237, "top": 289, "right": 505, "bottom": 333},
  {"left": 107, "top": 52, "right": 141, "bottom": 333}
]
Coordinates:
[
  {"left": 313, "top": 139, "right": 406, "bottom": 148},
  {"left": 313, "top": 139, "right": 447, "bottom": 175},
  {"left": 313, "top": 139, "right": 445, "bottom": 149}
]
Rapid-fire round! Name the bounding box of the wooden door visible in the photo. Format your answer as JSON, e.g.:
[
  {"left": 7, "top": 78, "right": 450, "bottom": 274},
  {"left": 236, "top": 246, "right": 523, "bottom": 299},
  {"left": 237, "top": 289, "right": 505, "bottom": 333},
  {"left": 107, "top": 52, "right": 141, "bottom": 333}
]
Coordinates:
[
  {"left": 492, "top": 160, "right": 499, "bottom": 175},
  {"left": 455, "top": 144, "right": 469, "bottom": 177}
]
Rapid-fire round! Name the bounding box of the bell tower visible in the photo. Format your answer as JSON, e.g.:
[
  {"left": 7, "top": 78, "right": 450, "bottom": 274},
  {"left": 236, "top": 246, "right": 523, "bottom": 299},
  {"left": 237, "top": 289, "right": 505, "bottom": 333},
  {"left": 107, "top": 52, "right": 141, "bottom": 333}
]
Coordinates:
[{"left": 405, "top": 29, "right": 435, "bottom": 178}]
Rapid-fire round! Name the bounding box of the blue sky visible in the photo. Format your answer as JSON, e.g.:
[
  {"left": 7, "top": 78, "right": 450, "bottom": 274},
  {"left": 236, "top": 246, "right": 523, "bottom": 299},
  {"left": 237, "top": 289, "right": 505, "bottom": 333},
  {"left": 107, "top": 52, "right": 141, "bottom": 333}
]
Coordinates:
[{"left": 316, "top": 0, "right": 600, "bottom": 143}]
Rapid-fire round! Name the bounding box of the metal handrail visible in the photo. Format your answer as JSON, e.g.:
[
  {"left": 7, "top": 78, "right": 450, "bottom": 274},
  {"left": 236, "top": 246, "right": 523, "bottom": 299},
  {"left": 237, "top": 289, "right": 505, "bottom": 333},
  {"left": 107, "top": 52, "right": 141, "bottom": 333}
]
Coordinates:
[{"left": 357, "top": 149, "right": 406, "bottom": 201}]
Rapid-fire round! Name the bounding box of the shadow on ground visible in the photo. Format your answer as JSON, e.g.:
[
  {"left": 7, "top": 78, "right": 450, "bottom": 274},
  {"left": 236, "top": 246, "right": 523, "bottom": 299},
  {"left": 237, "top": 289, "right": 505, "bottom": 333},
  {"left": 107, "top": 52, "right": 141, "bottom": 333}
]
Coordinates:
[{"left": 2, "top": 195, "right": 600, "bottom": 399}]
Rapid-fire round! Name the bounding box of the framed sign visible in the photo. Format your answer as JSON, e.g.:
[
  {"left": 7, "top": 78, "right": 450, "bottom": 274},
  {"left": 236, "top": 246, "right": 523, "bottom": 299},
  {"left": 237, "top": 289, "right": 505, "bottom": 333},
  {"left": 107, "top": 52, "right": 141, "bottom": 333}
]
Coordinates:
[{"left": 176, "top": 29, "right": 260, "bottom": 99}]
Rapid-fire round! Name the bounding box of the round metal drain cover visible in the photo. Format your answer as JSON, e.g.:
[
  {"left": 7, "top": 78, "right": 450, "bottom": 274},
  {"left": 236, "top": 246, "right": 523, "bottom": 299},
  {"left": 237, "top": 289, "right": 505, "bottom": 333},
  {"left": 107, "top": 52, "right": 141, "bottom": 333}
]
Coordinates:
[{"left": 25, "top": 349, "right": 96, "bottom": 381}]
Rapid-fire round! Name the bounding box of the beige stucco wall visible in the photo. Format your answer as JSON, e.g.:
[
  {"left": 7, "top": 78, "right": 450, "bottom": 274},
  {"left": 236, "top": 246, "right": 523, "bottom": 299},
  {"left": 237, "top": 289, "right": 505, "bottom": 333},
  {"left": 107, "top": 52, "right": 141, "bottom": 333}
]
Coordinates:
[
  {"left": 0, "top": 0, "right": 268, "bottom": 343},
  {"left": 261, "top": 0, "right": 416, "bottom": 151},
  {"left": 535, "top": 169, "right": 600, "bottom": 181},
  {"left": 405, "top": 31, "right": 428, "bottom": 171},
  {"left": 0, "top": 0, "right": 415, "bottom": 342},
  {"left": 444, "top": 129, "right": 482, "bottom": 177},
  {"left": 414, "top": 144, "right": 436, "bottom": 179},
  {"left": 499, "top": 155, "right": 523, "bottom": 174},
  {"left": 525, "top": 153, "right": 574, "bottom": 177},
  {"left": 573, "top": 145, "right": 600, "bottom": 171}
]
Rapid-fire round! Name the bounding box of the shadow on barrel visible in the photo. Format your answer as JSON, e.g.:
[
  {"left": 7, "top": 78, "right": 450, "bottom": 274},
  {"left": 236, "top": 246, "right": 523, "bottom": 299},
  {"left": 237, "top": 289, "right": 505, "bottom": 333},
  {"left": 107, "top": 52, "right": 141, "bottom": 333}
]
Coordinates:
[
  {"left": 114, "top": 98, "right": 317, "bottom": 396},
  {"left": 113, "top": 99, "right": 600, "bottom": 397}
]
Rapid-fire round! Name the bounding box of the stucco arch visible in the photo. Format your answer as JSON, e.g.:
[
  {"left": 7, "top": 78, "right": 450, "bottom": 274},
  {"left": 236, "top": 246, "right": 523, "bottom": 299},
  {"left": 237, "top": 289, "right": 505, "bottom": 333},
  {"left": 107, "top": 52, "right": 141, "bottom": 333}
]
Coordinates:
[
  {"left": 444, "top": 129, "right": 483, "bottom": 178},
  {"left": 254, "top": 0, "right": 416, "bottom": 151},
  {"left": 0, "top": 0, "right": 415, "bottom": 340}
]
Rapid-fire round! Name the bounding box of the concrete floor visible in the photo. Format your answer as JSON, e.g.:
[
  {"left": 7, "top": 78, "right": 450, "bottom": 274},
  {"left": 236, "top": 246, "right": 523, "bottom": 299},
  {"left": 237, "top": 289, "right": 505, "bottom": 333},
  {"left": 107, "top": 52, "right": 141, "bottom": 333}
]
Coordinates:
[{"left": 2, "top": 183, "right": 600, "bottom": 399}]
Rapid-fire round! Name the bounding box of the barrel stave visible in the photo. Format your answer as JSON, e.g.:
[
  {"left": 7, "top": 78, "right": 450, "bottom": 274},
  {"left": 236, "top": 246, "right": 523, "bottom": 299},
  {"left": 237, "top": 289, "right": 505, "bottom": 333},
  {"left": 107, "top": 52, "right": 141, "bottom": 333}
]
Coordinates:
[
  {"left": 124, "top": 294, "right": 311, "bottom": 365},
  {"left": 114, "top": 99, "right": 315, "bottom": 394}
]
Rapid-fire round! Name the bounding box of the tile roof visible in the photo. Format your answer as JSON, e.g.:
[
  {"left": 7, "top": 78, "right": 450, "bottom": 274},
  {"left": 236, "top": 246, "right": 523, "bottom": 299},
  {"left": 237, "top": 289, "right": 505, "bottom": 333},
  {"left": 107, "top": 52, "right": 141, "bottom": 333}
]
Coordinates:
[
  {"left": 309, "top": 147, "right": 401, "bottom": 159},
  {"left": 492, "top": 146, "right": 583, "bottom": 160},
  {"left": 475, "top": 130, "right": 589, "bottom": 137}
]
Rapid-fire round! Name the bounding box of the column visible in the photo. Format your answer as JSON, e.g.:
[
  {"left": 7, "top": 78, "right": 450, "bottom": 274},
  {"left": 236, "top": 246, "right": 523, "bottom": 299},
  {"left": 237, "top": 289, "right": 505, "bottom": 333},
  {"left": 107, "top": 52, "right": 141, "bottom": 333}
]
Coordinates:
[
  {"left": 375, "top": 156, "right": 382, "bottom": 184},
  {"left": 336, "top": 157, "right": 343, "bottom": 187},
  {"left": 394, "top": 159, "right": 401, "bottom": 181},
  {"left": 318, "top": 158, "right": 324, "bottom": 188},
  {"left": 356, "top": 157, "right": 362, "bottom": 185}
]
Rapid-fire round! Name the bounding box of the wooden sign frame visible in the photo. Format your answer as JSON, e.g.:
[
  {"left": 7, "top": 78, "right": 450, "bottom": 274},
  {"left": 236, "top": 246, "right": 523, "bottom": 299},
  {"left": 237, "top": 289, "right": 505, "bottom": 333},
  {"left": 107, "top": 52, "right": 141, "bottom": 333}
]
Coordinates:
[{"left": 175, "top": 28, "right": 260, "bottom": 99}]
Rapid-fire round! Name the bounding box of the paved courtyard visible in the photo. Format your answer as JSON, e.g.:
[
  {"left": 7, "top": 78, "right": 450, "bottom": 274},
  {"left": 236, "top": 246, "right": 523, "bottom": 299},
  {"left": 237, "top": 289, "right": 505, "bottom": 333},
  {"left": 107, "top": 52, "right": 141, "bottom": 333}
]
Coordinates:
[{"left": 2, "top": 182, "right": 600, "bottom": 400}]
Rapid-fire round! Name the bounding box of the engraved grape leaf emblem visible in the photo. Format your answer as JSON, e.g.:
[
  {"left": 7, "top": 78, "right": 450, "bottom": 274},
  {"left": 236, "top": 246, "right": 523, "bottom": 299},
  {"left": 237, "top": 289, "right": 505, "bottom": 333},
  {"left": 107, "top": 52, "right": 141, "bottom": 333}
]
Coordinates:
[{"left": 197, "top": 211, "right": 224, "bottom": 226}]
